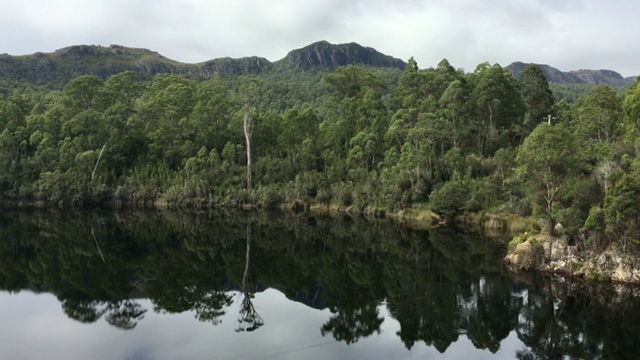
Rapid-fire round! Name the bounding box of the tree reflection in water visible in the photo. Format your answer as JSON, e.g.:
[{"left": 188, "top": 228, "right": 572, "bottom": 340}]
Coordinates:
[
  {"left": 321, "top": 303, "right": 384, "bottom": 344},
  {"left": 1, "top": 210, "right": 640, "bottom": 359},
  {"left": 60, "top": 296, "right": 147, "bottom": 330},
  {"left": 104, "top": 299, "right": 147, "bottom": 330},
  {"left": 236, "top": 222, "right": 264, "bottom": 332}
]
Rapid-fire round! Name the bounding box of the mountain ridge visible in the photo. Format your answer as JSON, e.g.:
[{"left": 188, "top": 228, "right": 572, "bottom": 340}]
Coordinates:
[
  {"left": 506, "top": 61, "right": 637, "bottom": 87},
  {"left": 0, "top": 41, "right": 635, "bottom": 89},
  {"left": 274, "top": 40, "right": 406, "bottom": 70},
  {"left": 0, "top": 41, "right": 409, "bottom": 88}
]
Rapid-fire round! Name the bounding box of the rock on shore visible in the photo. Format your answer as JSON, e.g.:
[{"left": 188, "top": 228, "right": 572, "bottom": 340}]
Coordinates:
[{"left": 504, "top": 234, "right": 640, "bottom": 284}]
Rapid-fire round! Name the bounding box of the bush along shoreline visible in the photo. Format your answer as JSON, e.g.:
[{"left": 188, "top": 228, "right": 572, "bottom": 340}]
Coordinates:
[{"left": 0, "top": 189, "right": 537, "bottom": 235}]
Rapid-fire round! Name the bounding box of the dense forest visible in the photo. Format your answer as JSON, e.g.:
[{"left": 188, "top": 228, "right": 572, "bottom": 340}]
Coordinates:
[{"left": 1, "top": 55, "right": 640, "bottom": 251}]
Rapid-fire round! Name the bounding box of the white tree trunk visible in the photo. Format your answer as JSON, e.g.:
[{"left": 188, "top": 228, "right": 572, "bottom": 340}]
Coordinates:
[
  {"left": 243, "top": 111, "right": 253, "bottom": 190},
  {"left": 91, "top": 142, "right": 108, "bottom": 183}
]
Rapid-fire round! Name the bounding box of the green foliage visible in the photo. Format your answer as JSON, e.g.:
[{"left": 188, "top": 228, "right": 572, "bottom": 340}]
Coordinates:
[
  {"left": 255, "top": 186, "right": 284, "bottom": 209},
  {"left": 323, "top": 65, "right": 385, "bottom": 100},
  {"left": 604, "top": 174, "right": 640, "bottom": 249},
  {"left": 583, "top": 206, "right": 605, "bottom": 231},
  {"left": 550, "top": 83, "right": 599, "bottom": 103},
  {"left": 508, "top": 232, "right": 529, "bottom": 250},
  {"left": 623, "top": 79, "right": 640, "bottom": 143},
  {"left": 331, "top": 182, "right": 354, "bottom": 207},
  {"left": 470, "top": 63, "right": 525, "bottom": 155},
  {"left": 516, "top": 123, "right": 585, "bottom": 230},
  {"left": 429, "top": 180, "right": 470, "bottom": 218},
  {"left": 519, "top": 64, "right": 555, "bottom": 136}
]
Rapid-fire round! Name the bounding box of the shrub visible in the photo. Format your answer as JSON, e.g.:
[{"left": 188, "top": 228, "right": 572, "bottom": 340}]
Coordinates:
[
  {"left": 429, "top": 180, "right": 470, "bottom": 219},
  {"left": 331, "top": 182, "right": 353, "bottom": 207},
  {"left": 508, "top": 232, "right": 529, "bottom": 250},
  {"left": 257, "top": 186, "right": 283, "bottom": 209},
  {"left": 315, "top": 189, "right": 331, "bottom": 204}
]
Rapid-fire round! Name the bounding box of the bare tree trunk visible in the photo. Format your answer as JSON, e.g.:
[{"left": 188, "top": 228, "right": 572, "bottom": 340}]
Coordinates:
[
  {"left": 242, "top": 222, "right": 251, "bottom": 290},
  {"left": 598, "top": 159, "right": 613, "bottom": 198},
  {"left": 544, "top": 181, "right": 558, "bottom": 230},
  {"left": 243, "top": 109, "right": 253, "bottom": 190},
  {"left": 91, "top": 142, "right": 108, "bottom": 183},
  {"left": 91, "top": 226, "right": 106, "bottom": 263},
  {"left": 236, "top": 222, "right": 264, "bottom": 332}
]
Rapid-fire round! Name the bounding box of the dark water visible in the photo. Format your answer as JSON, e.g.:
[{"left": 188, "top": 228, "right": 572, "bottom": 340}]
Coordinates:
[{"left": 1, "top": 210, "right": 639, "bottom": 360}]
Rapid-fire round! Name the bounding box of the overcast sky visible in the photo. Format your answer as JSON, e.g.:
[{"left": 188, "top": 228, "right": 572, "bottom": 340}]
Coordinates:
[{"left": 1, "top": 0, "right": 638, "bottom": 77}]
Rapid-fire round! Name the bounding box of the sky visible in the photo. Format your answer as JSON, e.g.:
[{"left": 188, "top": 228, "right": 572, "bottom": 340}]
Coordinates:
[{"left": 1, "top": 0, "right": 639, "bottom": 77}]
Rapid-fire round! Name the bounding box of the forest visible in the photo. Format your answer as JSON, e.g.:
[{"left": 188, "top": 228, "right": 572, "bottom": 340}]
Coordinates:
[{"left": 1, "top": 57, "right": 640, "bottom": 251}]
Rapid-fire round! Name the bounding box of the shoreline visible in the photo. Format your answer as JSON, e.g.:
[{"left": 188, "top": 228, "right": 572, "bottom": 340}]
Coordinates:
[
  {"left": 0, "top": 196, "right": 533, "bottom": 233},
  {"left": 504, "top": 233, "right": 640, "bottom": 285}
]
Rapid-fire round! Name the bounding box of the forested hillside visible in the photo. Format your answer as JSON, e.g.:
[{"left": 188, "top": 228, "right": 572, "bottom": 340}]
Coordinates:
[{"left": 1, "top": 49, "right": 640, "bottom": 251}]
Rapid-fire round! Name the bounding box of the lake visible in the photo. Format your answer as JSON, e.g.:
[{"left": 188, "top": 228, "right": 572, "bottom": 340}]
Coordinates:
[{"left": 1, "top": 210, "right": 639, "bottom": 360}]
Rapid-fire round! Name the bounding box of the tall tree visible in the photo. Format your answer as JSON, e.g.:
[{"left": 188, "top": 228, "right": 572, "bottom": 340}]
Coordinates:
[
  {"left": 516, "top": 123, "right": 584, "bottom": 231},
  {"left": 470, "top": 64, "right": 525, "bottom": 155},
  {"left": 519, "top": 64, "right": 555, "bottom": 135},
  {"left": 243, "top": 103, "right": 254, "bottom": 190},
  {"left": 62, "top": 75, "right": 105, "bottom": 114},
  {"left": 571, "top": 85, "right": 623, "bottom": 197},
  {"left": 237, "top": 77, "right": 264, "bottom": 190},
  {"left": 622, "top": 79, "right": 640, "bottom": 149},
  {"left": 438, "top": 79, "right": 472, "bottom": 151}
]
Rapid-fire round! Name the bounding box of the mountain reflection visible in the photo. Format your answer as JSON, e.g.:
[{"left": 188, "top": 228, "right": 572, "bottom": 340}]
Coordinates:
[{"left": 1, "top": 210, "right": 640, "bottom": 359}]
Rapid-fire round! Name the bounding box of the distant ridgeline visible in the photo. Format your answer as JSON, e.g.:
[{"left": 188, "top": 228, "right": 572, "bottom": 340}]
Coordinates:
[
  {"left": 506, "top": 61, "right": 636, "bottom": 87},
  {"left": 506, "top": 61, "right": 637, "bottom": 102},
  {"left": 0, "top": 41, "right": 406, "bottom": 89},
  {"left": 0, "top": 41, "right": 635, "bottom": 98}
]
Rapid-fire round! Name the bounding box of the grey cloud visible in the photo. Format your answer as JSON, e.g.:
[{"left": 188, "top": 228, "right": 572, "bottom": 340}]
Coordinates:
[{"left": 0, "top": 0, "right": 638, "bottom": 76}]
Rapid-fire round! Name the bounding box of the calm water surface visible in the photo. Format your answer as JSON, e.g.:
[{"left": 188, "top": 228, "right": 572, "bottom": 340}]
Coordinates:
[{"left": 1, "top": 210, "right": 639, "bottom": 360}]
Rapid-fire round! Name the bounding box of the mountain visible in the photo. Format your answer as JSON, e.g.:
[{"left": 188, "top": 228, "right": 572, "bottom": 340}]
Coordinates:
[
  {"left": 274, "top": 40, "right": 406, "bottom": 70},
  {"left": 0, "top": 45, "right": 188, "bottom": 87},
  {"left": 0, "top": 41, "right": 406, "bottom": 89},
  {"left": 0, "top": 44, "right": 271, "bottom": 88},
  {"left": 1, "top": 41, "right": 635, "bottom": 90},
  {"left": 506, "top": 61, "right": 637, "bottom": 87},
  {"left": 199, "top": 56, "right": 272, "bottom": 76}
]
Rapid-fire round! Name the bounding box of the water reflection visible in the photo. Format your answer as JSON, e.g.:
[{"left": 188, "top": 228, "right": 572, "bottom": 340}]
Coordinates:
[
  {"left": 513, "top": 273, "right": 640, "bottom": 360},
  {"left": 236, "top": 222, "right": 264, "bottom": 332},
  {"left": 1, "top": 210, "right": 640, "bottom": 359}
]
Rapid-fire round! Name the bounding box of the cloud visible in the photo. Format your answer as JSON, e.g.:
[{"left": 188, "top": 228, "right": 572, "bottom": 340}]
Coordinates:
[{"left": 0, "top": 0, "right": 638, "bottom": 76}]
